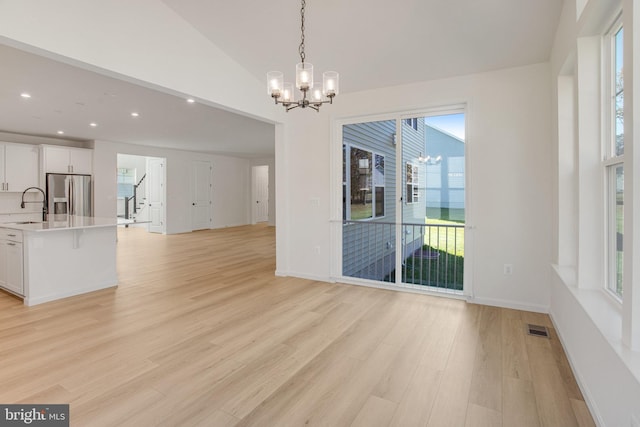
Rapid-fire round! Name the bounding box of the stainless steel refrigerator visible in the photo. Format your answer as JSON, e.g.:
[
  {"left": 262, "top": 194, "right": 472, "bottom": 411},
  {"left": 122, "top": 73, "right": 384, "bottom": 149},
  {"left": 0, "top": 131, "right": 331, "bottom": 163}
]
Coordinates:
[{"left": 46, "top": 173, "right": 93, "bottom": 218}]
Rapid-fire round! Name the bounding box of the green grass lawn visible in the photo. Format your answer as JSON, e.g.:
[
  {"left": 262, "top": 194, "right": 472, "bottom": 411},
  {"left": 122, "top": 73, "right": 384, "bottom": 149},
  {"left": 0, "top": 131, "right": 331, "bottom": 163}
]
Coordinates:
[
  {"left": 385, "top": 216, "right": 465, "bottom": 290},
  {"left": 424, "top": 219, "right": 465, "bottom": 257},
  {"left": 350, "top": 203, "right": 372, "bottom": 220},
  {"left": 400, "top": 247, "right": 464, "bottom": 290}
]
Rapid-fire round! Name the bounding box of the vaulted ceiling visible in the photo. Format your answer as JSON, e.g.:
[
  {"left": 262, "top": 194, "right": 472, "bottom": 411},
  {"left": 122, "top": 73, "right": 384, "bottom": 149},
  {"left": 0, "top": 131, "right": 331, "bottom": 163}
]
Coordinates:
[
  {"left": 0, "top": 0, "right": 563, "bottom": 156},
  {"left": 164, "top": 0, "right": 563, "bottom": 93}
]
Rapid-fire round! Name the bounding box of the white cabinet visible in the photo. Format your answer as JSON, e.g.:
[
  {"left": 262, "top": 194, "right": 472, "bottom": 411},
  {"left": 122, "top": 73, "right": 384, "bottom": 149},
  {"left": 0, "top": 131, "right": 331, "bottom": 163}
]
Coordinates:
[
  {"left": 41, "top": 146, "right": 93, "bottom": 175},
  {"left": 0, "top": 142, "right": 39, "bottom": 192},
  {"left": 0, "top": 229, "right": 24, "bottom": 296}
]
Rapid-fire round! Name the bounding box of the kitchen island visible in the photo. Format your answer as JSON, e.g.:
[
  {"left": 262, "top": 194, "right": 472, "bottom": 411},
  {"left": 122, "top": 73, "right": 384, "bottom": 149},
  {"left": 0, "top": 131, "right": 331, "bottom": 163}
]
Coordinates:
[{"left": 0, "top": 216, "right": 117, "bottom": 306}]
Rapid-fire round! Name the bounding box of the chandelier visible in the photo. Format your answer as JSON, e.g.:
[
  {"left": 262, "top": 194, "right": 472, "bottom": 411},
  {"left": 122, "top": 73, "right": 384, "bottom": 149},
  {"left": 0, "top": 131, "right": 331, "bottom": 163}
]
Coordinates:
[{"left": 267, "top": 0, "right": 339, "bottom": 112}]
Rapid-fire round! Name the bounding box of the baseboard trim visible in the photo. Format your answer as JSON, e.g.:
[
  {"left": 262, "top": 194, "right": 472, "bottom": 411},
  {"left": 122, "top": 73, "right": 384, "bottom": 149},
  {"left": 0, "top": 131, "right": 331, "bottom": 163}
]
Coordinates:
[
  {"left": 468, "top": 296, "right": 549, "bottom": 313},
  {"left": 24, "top": 281, "right": 118, "bottom": 306},
  {"left": 548, "top": 310, "right": 604, "bottom": 427}
]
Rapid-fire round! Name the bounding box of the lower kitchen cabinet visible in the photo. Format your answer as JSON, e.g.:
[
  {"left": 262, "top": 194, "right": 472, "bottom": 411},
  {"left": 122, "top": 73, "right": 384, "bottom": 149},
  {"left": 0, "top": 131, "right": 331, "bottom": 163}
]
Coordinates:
[{"left": 0, "top": 230, "right": 24, "bottom": 296}]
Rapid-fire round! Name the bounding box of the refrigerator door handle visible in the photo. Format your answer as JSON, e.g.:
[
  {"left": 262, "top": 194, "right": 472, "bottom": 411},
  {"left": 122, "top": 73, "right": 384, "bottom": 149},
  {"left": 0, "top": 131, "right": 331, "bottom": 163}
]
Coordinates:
[{"left": 69, "top": 178, "right": 74, "bottom": 215}]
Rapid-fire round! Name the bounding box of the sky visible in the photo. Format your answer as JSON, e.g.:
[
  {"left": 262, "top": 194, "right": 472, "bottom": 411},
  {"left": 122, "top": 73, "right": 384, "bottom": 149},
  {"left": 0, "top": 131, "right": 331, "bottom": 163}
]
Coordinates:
[{"left": 424, "top": 113, "right": 465, "bottom": 140}]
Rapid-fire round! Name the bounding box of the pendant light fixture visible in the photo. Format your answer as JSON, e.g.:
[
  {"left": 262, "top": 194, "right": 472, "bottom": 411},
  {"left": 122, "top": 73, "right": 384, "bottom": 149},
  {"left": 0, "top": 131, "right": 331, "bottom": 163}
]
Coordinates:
[{"left": 267, "top": 0, "right": 339, "bottom": 112}]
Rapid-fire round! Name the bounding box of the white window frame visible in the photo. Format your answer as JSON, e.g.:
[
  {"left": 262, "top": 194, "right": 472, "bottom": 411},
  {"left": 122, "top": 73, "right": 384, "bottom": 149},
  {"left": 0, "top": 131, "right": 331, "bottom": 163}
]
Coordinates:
[
  {"left": 603, "top": 16, "right": 624, "bottom": 300},
  {"left": 343, "top": 144, "right": 386, "bottom": 221},
  {"left": 404, "top": 118, "right": 418, "bottom": 131},
  {"left": 405, "top": 162, "right": 419, "bottom": 204}
]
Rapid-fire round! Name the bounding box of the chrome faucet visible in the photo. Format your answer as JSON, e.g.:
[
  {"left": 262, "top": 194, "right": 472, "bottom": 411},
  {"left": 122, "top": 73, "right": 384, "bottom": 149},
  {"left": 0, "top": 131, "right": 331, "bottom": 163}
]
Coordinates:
[{"left": 20, "top": 187, "right": 48, "bottom": 221}]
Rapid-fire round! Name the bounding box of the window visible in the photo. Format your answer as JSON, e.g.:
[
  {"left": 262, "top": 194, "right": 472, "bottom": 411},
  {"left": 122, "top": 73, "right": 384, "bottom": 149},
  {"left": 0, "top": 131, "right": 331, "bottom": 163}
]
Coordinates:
[
  {"left": 406, "top": 162, "right": 419, "bottom": 204},
  {"left": 605, "top": 21, "right": 624, "bottom": 298},
  {"left": 404, "top": 118, "right": 418, "bottom": 131},
  {"left": 343, "top": 145, "right": 385, "bottom": 220}
]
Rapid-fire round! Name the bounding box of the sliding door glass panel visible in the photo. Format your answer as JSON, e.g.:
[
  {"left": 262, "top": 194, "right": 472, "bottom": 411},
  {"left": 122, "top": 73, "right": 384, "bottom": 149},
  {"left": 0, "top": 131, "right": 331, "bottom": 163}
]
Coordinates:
[
  {"left": 401, "top": 114, "right": 465, "bottom": 291},
  {"left": 342, "top": 119, "right": 396, "bottom": 282}
]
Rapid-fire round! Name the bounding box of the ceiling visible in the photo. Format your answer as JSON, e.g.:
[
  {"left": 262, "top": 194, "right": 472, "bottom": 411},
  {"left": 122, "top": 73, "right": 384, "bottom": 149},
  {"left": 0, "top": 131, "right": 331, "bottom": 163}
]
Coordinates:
[
  {"left": 0, "top": 44, "right": 276, "bottom": 158},
  {"left": 163, "top": 0, "right": 564, "bottom": 92},
  {"left": 0, "top": 0, "right": 563, "bottom": 157}
]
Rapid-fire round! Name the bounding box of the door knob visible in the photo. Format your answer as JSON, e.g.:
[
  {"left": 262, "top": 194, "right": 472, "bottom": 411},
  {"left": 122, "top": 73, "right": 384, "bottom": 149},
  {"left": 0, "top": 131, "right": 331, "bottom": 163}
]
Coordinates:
[{"left": 192, "top": 203, "right": 196, "bottom": 206}]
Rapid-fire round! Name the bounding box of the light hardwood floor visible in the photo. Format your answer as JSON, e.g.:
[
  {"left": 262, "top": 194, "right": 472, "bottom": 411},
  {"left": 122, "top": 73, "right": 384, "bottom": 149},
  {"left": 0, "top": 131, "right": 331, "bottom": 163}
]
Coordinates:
[{"left": 0, "top": 225, "right": 594, "bottom": 427}]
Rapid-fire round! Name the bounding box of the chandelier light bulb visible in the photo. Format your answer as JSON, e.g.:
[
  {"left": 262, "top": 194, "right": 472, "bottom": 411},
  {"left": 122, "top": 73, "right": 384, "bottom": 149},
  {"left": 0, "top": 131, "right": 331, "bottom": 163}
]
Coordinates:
[
  {"left": 323, "top": 71, "right": 339, "bottom": 97},
  {"left": 282, "top": 83, "right": 295, "bottom": 103},
  {"left": 267, "top": 71, "right": 284, "bottom": 98},
  {"left": 296, "top": 62, "right": 314, "bottom": 91}
]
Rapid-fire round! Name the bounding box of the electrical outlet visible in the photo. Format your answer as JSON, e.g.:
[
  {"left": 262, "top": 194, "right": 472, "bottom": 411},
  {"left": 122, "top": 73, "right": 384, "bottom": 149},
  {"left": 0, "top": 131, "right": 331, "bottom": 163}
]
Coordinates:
[
  {"left": 314, "top": 246, "right": 321, "bottom": 255},
  {"left": 504, "top": 264, "right": 513, "bottom": 275}
]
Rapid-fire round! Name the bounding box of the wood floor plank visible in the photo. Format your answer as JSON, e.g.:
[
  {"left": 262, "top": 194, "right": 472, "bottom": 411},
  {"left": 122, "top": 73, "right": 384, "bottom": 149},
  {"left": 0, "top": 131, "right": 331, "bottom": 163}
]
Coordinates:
[
  {"left": 0, "top": 225, "right": 595, "bottom": 426},
  {"left": 350, "top": 395, "right": 397, "bottom": 427},
  {"left": 570, "top": 398, "right": 596, "bottom": 427},
  {"left": 525, "top": 334, "right": 579, "bottom": 427},
  {"left": 427, "top": 303, "right": 481, "bottom": 427},
  {"left": 502, "top": 377, "right": 540, "bottom": 427},
  {"left": 468, "top": 305, "right": 503, "bottom": 412},
  {"left": 389, "top": 363, "right": 442, "bottom": 427},
  {"left": 502, "top": 308, "right": 532, "bottom": 381},
  {"left": 465, "top": 403, "right": 502, "bottom": 427}
]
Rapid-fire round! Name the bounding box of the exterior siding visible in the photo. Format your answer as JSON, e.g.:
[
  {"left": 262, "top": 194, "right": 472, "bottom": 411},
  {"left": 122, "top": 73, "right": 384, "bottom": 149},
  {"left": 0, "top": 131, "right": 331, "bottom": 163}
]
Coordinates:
[{"left": 342, "top": 119, "right": 425, "bottom": 280}]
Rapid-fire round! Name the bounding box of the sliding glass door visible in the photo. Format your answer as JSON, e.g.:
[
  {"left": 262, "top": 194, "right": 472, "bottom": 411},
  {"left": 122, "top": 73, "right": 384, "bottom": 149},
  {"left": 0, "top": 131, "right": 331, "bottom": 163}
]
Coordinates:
[{"left": 341, "top": 111, "right": 466, "bottom": 294}]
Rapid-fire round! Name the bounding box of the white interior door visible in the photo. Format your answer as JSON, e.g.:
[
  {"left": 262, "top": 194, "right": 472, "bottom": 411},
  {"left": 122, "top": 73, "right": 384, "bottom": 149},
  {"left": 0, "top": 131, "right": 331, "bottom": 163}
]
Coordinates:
[
  {"left": 252, "top": 165, "right": 269, "bottom": 223},
  {"left": 191, "top": 160, "right": 212, "bottom": 230},
  {"left": 147, "top": 157, "right": 165, "bottom": 234}
]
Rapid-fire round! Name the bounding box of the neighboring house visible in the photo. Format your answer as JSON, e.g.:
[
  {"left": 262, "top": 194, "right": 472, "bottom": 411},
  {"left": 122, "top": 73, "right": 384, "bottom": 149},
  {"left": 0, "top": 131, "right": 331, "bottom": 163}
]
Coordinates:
[{"left": 424, "top": 125, "right": 465, "bottom": 222}]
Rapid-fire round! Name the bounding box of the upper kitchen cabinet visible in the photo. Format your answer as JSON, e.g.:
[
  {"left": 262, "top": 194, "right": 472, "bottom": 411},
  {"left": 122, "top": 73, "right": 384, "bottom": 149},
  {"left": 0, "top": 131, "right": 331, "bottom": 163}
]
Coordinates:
[
  {"left": 41, "top": 145, "right": 93, "bottom": 175},
  {"left": 0, "top": 142, "right": 39, "bottom": 192}
]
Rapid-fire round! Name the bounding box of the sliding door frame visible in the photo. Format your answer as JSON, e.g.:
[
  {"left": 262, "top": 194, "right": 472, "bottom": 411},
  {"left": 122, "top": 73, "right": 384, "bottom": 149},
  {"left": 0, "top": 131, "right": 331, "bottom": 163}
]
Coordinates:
[{"left": 330, "top": 103, "right": 473, "bottom": 299}]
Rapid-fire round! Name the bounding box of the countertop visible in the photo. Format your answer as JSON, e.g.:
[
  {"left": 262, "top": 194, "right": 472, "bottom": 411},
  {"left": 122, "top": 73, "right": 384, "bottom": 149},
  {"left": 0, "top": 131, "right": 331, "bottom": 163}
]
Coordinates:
[{"left": 0, "top": 216, "right": 118, "bottom": 232}]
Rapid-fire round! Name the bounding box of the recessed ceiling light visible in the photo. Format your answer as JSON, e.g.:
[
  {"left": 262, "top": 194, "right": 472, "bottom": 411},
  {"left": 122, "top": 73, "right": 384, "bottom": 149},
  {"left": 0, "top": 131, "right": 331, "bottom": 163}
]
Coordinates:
[
  {"left": 186, "top": 98, "right": 195, "bottom": 104},
  {"left": 131, "top": 112, "right": 139, "bottom": 117},
  {"left": 89, "top": 122, "right": 98, "bottom": 127},
  {"left": 57, "top": 130, "right": 64, "bottom": 135},
  {"left": 20, "top": 93, "right": 31, "bottom": 99}
]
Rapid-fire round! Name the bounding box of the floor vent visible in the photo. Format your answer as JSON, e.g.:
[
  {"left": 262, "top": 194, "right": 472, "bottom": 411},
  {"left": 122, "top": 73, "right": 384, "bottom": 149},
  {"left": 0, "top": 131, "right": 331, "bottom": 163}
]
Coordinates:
[{"left": 527, "top": 324, "right": 550, "bottom": 338}]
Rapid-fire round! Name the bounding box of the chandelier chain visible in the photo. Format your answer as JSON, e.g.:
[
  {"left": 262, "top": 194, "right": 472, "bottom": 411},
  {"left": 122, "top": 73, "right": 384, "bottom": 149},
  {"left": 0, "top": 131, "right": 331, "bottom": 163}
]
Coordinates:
[
  {"left": 299, "top": 0, "right": 306, "bottom": 64},
  {"left": 267, "top": 0, "right": 337, "bottom": 112}
]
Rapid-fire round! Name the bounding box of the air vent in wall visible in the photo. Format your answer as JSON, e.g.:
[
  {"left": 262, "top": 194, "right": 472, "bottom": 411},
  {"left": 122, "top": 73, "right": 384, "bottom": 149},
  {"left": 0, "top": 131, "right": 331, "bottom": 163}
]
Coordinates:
[{"left": 527, "top": 324, "right": 550, "bottom": 338}]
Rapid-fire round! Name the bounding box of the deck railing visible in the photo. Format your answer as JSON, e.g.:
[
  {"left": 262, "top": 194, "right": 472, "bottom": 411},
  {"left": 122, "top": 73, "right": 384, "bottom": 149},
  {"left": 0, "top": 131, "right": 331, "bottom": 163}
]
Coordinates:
[{"left": 343, "top": 220, "right": 464, "bottom": 291}]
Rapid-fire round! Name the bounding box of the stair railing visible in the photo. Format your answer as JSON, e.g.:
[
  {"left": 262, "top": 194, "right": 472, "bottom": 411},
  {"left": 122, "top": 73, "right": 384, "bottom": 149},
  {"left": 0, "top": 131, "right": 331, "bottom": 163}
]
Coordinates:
[{"left": 124, "top": 174, "right": 147, "bottom": 219}]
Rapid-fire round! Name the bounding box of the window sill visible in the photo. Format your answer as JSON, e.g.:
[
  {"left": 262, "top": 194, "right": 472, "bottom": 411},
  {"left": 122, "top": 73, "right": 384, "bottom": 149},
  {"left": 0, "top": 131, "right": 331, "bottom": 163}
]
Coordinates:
[{"left": 552, "top": 264, "right": 640, "bottom": 383}]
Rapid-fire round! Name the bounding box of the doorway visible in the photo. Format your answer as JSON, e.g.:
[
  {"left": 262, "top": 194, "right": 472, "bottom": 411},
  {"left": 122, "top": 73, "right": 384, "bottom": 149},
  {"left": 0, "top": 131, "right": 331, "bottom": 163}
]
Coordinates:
[
  {"left": 252, "top": 165, "right": 269, "bottom": 224},
  {"left": 191, "top": 160, "right": 212, "bottom": 230},
  {"left": 116, "top": 154, "right": 166, "bottom": 234},
  {"left": 147, "top": 157, "right": 166, "bottom": 234}
]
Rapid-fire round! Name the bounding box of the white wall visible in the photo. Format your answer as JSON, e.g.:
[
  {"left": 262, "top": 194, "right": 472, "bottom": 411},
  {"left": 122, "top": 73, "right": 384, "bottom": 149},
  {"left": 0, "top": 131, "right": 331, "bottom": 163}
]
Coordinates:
[
  {"left": 94, "top": 140, "right": 251, "bottom": 234},
  {"left": 277, "top": 62, "right": 554, "bottom": 312}
]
